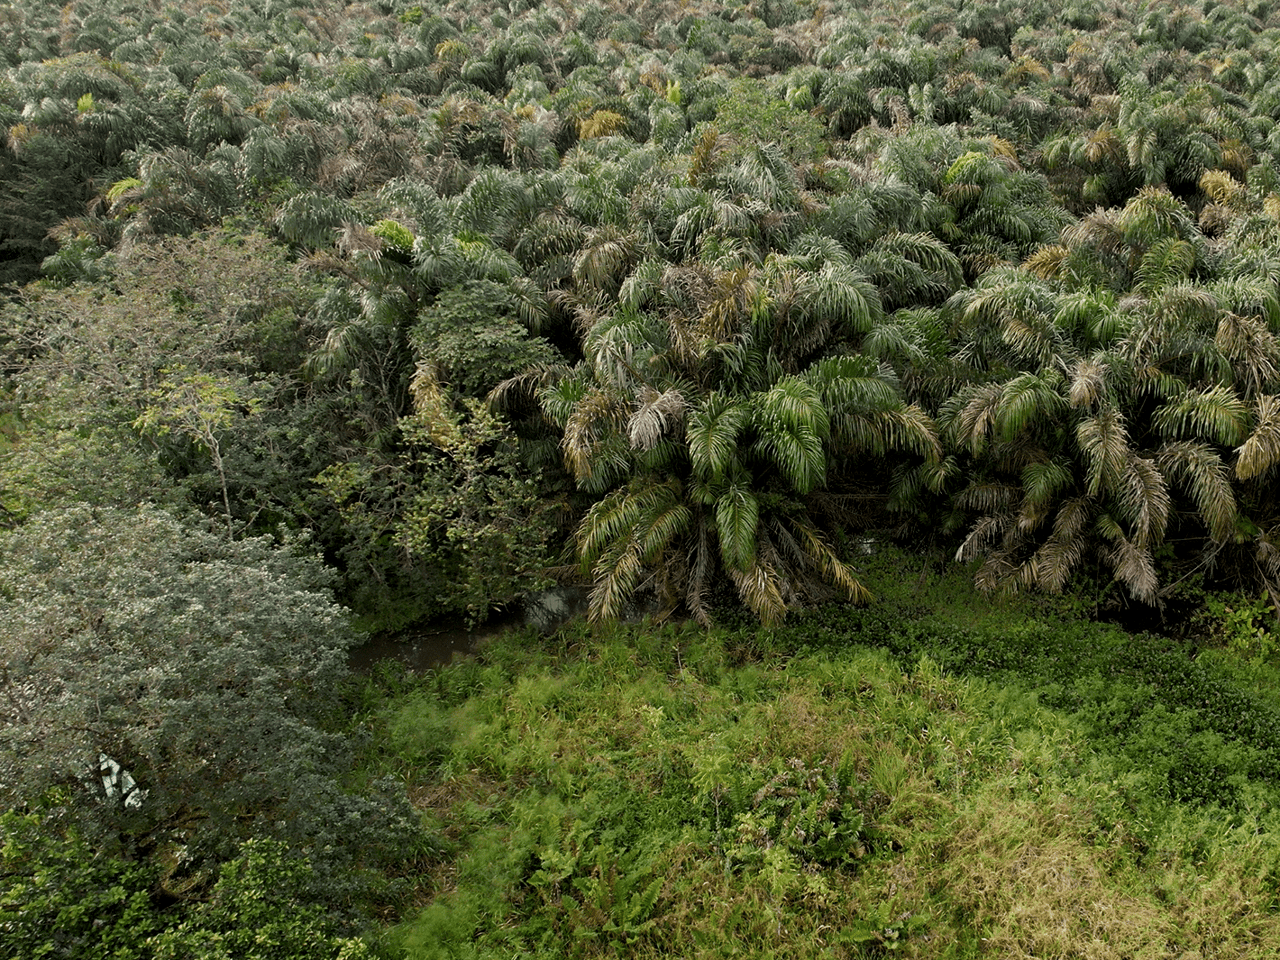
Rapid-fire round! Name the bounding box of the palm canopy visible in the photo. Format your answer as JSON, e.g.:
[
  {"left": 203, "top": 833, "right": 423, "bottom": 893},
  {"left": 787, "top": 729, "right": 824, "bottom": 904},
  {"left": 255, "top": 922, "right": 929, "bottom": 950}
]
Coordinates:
[
  {"left": 940, "top": 186, "right": 1280, "bottom": 603},
  {"left": 514, "top": 245, "right": 939, "bottom": 626}
]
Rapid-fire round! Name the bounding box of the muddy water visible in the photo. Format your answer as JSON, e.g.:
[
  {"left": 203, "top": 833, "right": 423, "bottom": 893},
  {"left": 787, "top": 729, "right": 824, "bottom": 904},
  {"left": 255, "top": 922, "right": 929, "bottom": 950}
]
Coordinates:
[{"left": 347, "top": 586, "right": 597, "bottom": 673}]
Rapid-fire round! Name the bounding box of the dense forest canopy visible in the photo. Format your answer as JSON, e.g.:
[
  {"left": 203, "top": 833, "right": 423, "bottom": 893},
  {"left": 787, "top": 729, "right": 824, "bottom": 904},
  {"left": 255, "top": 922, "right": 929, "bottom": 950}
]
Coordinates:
[
  {"left": 5, "top": 0, "right": 1280, "bottom": 628},
  {"left": 7, "top": 0, "right": 1280, "bottom": 955}
]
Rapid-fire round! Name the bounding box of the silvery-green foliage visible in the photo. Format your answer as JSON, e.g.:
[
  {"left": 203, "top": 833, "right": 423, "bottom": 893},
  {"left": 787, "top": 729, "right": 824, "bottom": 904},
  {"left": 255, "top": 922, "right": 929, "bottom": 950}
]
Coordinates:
[{"left": 0, "top": 505, "right": 408, "bottom": 870}]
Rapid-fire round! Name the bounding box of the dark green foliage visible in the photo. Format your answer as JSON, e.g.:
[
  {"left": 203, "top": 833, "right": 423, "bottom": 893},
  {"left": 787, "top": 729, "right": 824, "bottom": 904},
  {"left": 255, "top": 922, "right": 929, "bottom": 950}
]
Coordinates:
[
  {"left": 0, "top": 804, "right": 163, "bottom": 960},
  {"left": 0, "top": 810, "right": 376, "bottom": 960}
]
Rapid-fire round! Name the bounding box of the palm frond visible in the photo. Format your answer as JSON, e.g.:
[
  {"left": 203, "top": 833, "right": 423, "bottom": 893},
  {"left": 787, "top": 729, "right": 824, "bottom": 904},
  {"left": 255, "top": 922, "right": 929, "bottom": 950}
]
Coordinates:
[
  {"left": 1236, "top": 394, "right": 1280, "bottom": 480},
  {"left": 628, "top": 387, "right": 687, "bottom": 452},
  {"left": 715, "top": 480, "right": 760, "bottom": 572},
  {"left": 1157, "top": 441, "right": 1237, "bottom": 542},
  {"left": 1153, "top": 384, "right": 1249, "bottom": 446},
  {"left": 577, "top": 487, "right": 642, "bottom": 571},
  {"left": 805, "top": 355, "right": 900, "bottom": 414},
  {"left": 1105, "top": 533, "right": 1159, "bottom": 603},
  {"left": 1216, "top": 311, "right": 1280, "bottom": 399},
  {"left": 878, "top": 405, "right": 943, "bottom": 463},
  {"left": 562, "top": 385, "right": 628, "bottom": 482},
  {"left": 588, "top": 537, "right": 644, "bottom": 624},
  {"left": 686, "top": 517, "right": 714, "bottom": 628},
  {"left": 1068, "top": 357, "right": 1109, "bottom": 409},
  {"left": 956, "top": 513, "right": 1012, "bottom": 563},
  {"left": 1114, "top": 454, "right": 1170, "bottom": 548},
  {"left": 794, "top": 522, "right": 873, "bottom": 604},
  {"left": 687, "top": 393, "right": 750, "bottom": 481},
  {"left": 1021, "top": 459, "right": 1074, "bottom": 508},
  {"left": 945, "top": 383, "right": 1003, "bottom": 456},
  {"left": 1031, "top": 497, "right": 1093, "bottom": 592},
  {"left": 1135, "top": 237, "right": 1196, "bottom": 293},
  {"left": 728, "top": 558, "right": 787, "bottom": 628},
  {"left": 1077, "top": 405, "right": 1130, "bottom": 497},
  {"left": 637, "top": 487, "right": 693, "bottom": 564},
  {"left": 956, "top": 482, "right": 1020, "bottom": 514},
  {"left": 997, "top": 372, "right": 1066, "bottom": 444}
]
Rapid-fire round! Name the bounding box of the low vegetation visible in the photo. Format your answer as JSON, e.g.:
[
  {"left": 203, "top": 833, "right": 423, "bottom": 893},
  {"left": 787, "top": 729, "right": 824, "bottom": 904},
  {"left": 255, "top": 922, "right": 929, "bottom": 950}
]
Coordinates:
[{"left": 369, "top": 552, "right": 1280, "bottom": 958}]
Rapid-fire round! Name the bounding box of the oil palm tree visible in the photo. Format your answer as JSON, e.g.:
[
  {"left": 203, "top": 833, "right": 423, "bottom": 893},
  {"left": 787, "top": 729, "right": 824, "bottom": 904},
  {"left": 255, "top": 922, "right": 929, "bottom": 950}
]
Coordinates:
[{"left": 511, "top": 246, "right": 939, "bottom": 626}]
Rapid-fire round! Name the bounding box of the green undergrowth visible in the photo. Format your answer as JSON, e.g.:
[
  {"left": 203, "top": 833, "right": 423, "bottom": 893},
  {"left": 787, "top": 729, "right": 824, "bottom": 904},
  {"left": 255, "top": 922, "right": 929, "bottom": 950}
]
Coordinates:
[{"left": 363, "top": 570, "right": 1280, "bottom": 959}]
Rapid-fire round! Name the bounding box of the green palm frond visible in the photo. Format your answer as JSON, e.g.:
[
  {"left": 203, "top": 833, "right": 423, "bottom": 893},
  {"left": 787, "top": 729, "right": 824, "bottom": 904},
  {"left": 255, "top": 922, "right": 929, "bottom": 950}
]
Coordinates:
[
  {"left": 1078, "top": 405, "right": 1130, "bottom": 497},
  {"left": 618, "top": 257, "right": 666, "bottom": 311},
  {"left": 862, "top": 316, "right": 928, "bottom": 369},
  {"left": 1116, "top": 186, "right": 1196, "bottom": 247},
  {"left": 962, "top": 271, "right": 1061, "bottom": 366},
  {"left": 1054, "top": 289, "right": 1125, "bottom": 346},
  {"left": 1021, "top": 459, "right": 1074, "bottom": 508},
  {"left": 787, "top": 267, "right": 882, "bottom": 340},
  {"left": 688, "top": 393, "right": 750, "bottom": 481},
  {"left": 1135, "top": 237, "right": 1196, "bottom": 293},
  {"left": 1236, "top": 394, "right": 1280, "bottom": 480},
  {"left": 949, "top": 382, "right": 1004, "bottom": 456},
  {"left": 585, "top": 307, "right": 664, "bottom": 389},
  {"left": 715, "top": 480, "right": 760, "bottom": 572},
  {"left": 1157, "top": 441, "right": 1237, "bottom": 542},
  {"left": 805, "top": 355, "right": 900, "bottom": 414},
  {"left": 997, "top": 372, "right": 1067, "bottom": 444},
  {"left": 578, "top": 486, "right": 643, "bottom": 571},
  {"left": 536, "top": 371, "right": 589, "bottom": 429},
  {"left": 755, "top": 376, "right": 830, "bottom": 438},
  {"left": 636, "top": 486, "right": 693, "bottom": 564},
  {"left": 1145, "top": 283, "right": 1223, "bottom": 335},
  {"left": 588, "top": 537, "right": 644, "bottom": 624},
  {"left": 573, "top": 224, "right": 639, "bottom": 293},
  {"left": 877, "top": 405, "right": 943, "bottom": 463},
  {"left": 956, "top": 482, "right": 1020, "bottom": 514},
  {"left": 751, "top": 417, "right": 826, "bottom": 497},
  {"left": 562, "top": 385, "right": 628, "bottom": 481},
  {"left": 1153, "top": 384, "right": 1249, "bottom": 445}
]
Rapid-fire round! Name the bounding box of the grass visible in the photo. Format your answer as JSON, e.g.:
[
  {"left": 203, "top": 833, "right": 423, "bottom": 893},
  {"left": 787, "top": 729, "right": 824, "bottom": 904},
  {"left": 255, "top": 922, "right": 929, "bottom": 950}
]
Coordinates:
[{"left": 354, "top": 547, "right": 1280, "bottom": 958}]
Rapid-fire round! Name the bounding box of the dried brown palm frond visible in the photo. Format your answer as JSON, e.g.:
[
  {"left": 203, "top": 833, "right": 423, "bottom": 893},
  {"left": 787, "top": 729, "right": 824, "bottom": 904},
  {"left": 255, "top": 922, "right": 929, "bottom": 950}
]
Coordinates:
[
  {"left": 728, "top": 557, "right": 787, "bottom": 628},
  {"left": 627, "top": 386, "right": 687, "bottom": 452},
  {"left": 1023, "top": 244, "right": 1070, "bottom": 280},
  {"left": 1068, "top": 357, "right": 1109, "bottom": 409},
  {"left": 974, "top": 551, "right": 1022, "bottom": 594},
  {"left": 955, "top": 482, "right": 1020, "bottom": 515},
  {"left": 956, "top": 513, "right": 1014, "bottom": 564},
  {"left": 1217, "top": 311, "right": 1280, "bottom": 399},
  {"left": 686, "top": 517, "right": 714, "bottom": 628},
  {"left": 1105, "top": 532, "right": 1159, "bottom": 603},
  {"left": 795, "top": 521, "right": 873, "bottom": 604}
]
